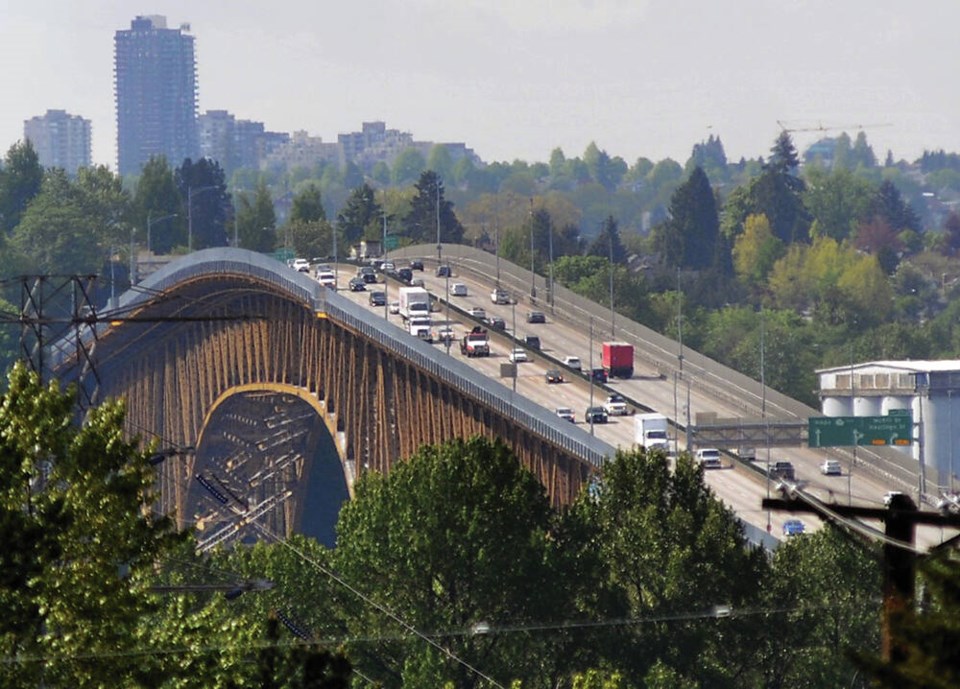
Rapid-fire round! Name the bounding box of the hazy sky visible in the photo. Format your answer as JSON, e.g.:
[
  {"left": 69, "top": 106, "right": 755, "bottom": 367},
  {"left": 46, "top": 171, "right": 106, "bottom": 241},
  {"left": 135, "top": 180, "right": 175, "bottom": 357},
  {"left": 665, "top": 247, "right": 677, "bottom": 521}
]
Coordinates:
[{"left": 3, "top": 0, "right": 959, "bottom": 171}]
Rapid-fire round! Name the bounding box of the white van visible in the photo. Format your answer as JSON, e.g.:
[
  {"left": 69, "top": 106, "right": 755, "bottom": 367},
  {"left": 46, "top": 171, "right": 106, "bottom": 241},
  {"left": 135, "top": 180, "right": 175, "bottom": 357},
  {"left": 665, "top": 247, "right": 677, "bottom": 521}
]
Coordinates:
[
  {"left": 316, "top": 271, "right": 336, "bottom": 288},
  {"left": 451, "top": 283, "right": 468, "bottom": 297},
  {"left": 695, "top": 448, "right": 722, "bottom": 469}
]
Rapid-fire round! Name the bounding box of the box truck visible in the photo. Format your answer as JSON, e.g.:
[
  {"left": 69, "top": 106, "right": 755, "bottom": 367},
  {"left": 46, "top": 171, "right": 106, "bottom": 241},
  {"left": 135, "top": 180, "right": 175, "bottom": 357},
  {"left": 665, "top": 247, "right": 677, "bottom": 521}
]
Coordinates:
[
  {"left": 602, "top": 342, "right": 634, "bottom": 379},
  {"left": 398, "top": 286, "right": 430, "bottom": 321},
  {"left": 635, "top": 413, "right": 670, "bottom": 453}
]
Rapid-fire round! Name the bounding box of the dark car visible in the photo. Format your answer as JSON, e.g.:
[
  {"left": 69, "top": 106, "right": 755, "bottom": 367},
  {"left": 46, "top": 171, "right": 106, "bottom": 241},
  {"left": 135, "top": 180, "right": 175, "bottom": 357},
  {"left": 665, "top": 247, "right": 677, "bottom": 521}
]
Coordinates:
[
  {"left": 397, "top": 267, "right": 413, "bottom": 283},
  {"left": 782, "top": 519, "right": 805, "bottom": 537},
  {"left": 590, "top": 367, "right": 608, "bottom": 383},
  {"left": 410, "top": 259, "right": 424, "bottom": 271},
  {"left": 769, "top": 461, "right": 796, "bottom": 481},
  {"left": 369, "top": 290, "right": 386, "bottom": 306},
  {"left": 348, "top": 277, "right": 366, "bottom": 292},
  {"left": 361, "top": 272, "right": 378, "bottom": 284},
  {"left": 436, "top": 265, "right": 452, "bottom": 277},
  {"left": 545, "top": 368, "right": 564, "bottom": 384},
  {"left": 527, "top": 311, "right": 546, "bottom": 324},
  {"left": 585, "top": 406, "right": 608, "bottom": 424},
  {"left": 523, "top": 335, "right": 541, "bottom": 350},
  {"left": 487, "top": 316, "right": 506, "bottom": 330}
]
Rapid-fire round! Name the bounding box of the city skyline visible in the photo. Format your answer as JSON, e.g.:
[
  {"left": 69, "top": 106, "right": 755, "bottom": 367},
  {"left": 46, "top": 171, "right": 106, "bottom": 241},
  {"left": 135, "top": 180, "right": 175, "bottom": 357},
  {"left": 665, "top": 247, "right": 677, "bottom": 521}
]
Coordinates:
[{"left": 2, "top": 1, "right": 959, "bottom": 173}]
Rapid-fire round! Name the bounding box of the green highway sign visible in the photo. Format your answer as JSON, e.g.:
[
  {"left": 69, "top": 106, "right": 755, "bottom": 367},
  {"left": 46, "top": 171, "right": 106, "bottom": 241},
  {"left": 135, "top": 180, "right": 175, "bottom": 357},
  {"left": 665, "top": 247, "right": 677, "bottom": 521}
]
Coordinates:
[
  {"left": 384, "top": 236, "right": 400, "bottom": 250},
  {"left": 808, "top": 414, "right": 913, "bottom": 448}
]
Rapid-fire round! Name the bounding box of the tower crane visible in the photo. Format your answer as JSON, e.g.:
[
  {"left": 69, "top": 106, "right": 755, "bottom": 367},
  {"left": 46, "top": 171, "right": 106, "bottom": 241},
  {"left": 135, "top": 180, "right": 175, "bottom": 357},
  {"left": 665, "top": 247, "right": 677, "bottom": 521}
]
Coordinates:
[{"left": 776, "top": 120, "right": 892, "bottom": 135}]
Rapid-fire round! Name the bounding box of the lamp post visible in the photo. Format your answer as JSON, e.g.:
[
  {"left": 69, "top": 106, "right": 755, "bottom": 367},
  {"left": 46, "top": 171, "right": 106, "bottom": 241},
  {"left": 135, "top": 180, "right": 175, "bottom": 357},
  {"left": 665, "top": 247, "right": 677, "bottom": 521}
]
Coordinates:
[
  {"left": 609, "top": 229, "right": 615, "bottom": 337},
  {"left": 529, "top": 198, "right": 536, "bottom": 299},
  {"left": 188, "top": 185, "right": 219, "bottom": 252},
  {"left": 436, "top": 179, "right": 442, "bottom": 265},
  {"left": 512, "top": 299, "right": 517, "bottom": 393},
  {"left": 146, "top": 211, "right": 178, "bottom": 254},
  {"left": 382, "top": 209, "right": 389, "bottom": 321}
]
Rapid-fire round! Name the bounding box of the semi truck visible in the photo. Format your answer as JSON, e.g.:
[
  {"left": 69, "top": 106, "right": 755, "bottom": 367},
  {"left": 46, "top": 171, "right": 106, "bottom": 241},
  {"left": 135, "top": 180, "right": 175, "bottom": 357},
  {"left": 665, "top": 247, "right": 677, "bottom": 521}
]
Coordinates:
[
  {"left": 460, "top": 326, "right": 490, "bottom": 357},
  {"left": 602, "top": 341, "right": 634, "bottom": 379},
  {"left": 398, "top": 286, "right": 431, "bottom": 321},
  {"left": 635, "top": 413, "right": 671, "bottom": 453}
]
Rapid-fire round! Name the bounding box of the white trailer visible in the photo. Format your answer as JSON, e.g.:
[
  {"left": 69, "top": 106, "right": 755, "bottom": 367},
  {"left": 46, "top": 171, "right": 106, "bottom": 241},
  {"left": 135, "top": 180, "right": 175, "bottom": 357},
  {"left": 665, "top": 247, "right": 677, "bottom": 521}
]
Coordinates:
[
  {"left": 635, "top": 413, "right": 671, "bottom": 453},
  {"left": 398, "top": 286, "right": 430, "bottom": 321}
]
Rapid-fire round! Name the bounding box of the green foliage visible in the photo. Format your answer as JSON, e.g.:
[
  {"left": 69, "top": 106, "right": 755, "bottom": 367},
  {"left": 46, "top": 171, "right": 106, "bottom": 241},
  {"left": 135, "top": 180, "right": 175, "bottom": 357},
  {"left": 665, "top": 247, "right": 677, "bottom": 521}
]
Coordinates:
[
  {"left": 563, "top": 447, "right": 768, "bottom": 686},
  {"left": 0, "top": 140, "right": 43, "bottom": 234},
  {"left": 803, "top": 167, "right": 874, "bottom": 241},
  {"left": 733, "top": 213, "right": 784, "bottom": 286},
  {"left": 854, "top": 552, "right": 960, "bottom": 689},
  {"left": 135, "top": 156, "right": 184, "bottom": 253},
  {"left": 402, "top": 171, "right": 464, "bottom": 245},
  {"left": 236, "top": 181, "right": 277, "bottom": 252},
  {"left": 333, "top": 436, "right": 563, "bottom": 688},
  {"left": 0, "top": 363, "right": 185, "bottom": 689},
  {"left": 391, "top": 148, "right": 427, "bottom": 185},
  {"left": 289, "top": 183, "right": 326, "bottom": 224},
  {"left": 764, "top": 528, "right": 881, "bottom": 689},
  {"left": 655, "top": 167, "right": 722, "bottom": 270},
  {"left": 336, "top": 183, "right": 382, "bottom": 245},
  {"left": 176, "top": 158, "right": 230, "bottom": 249},
  {"left": 587, "top": 216, "right": 629, "bottom": 264}
]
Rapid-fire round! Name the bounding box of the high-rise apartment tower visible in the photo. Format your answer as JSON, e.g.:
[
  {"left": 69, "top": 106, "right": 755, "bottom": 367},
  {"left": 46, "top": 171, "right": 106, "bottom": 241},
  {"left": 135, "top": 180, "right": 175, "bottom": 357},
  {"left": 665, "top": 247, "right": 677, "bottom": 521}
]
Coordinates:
[
  {"left": 24, "top": 109, "right": 92, "bottom": 174},
  {"left": 114, "top": 15, "right": 198, "bottom": 176}
]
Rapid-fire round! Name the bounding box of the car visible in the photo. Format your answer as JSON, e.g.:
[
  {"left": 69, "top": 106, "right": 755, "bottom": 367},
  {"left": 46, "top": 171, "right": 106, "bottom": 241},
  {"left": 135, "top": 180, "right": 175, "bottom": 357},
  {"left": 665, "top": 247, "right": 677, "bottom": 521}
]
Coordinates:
[
  {"left": 491, "top": 288, "right": 512, "bottom": 305},
  {"left": 523, "top": 335, "right": 541, "bottom": 350},
  {"left": 509, "top": 348, "right": 528, "bottom": 363},
  {"left": 527, "top": 311, "right": 546, "bottom": 324},
  {"left": 584, "top": 406, "right": 608, "bottom": 424},
  {"left": 291, "top": 258, "right": 310, "bottom": 272},
  {"left": 563, "top": 356, "right": 582, "bottom": 372},
  {"left": 487, "top": 316, "right": 506, "bottom": 330},
  {"left": 397, "top": 267, "right": 413, "bottom": 283},
  {"left": 556, "top": 407, "right": 576, "bottom": 422},
  {"left": 361, "top": 272, "right": 378, "bottom": 284},
  {"left": 695, "top": 448, "right": 722, "bottom": 469},
  {"left": 768, "top": 461, "right": 796, "bottom": 481},
  {"left": 782, "top": 519, "right": 805, "bottom": 537},
  {"left": 820, "top": 459, "right": 842, "bottom": 476},
  {"left": 450, "top": 283, "right": 468, "bottom": 297},
  {"left": 409, "top": 259, "right": 424, "bottom": 271},
  {"left": 369, "top": 291, "right": 386, "bottom": 306},
  {"left": 437, "top": 326, "right": 456, "bottom": 343},
  {"left": 436, "top": 265, "right": 452, "bottom": 277},
  {"left": 316, "top": 271, "right": 337, "bottom": 288},
  {"left": 589, "top": 367, "right": 608, "bottom": 384},
  {"left": 603, "top": 394, "right": 630, "bottom": 416},
  {"left": 348, "top": 277, "right": 366, "bottom": 292},
  {"left": 467, "top": 307, "right": 487, "bottom": 320},
  {"left": 380, "top": 261, "right": 395, "bottom": 273},
  {"left": 545, "top": 369, "right": 564, "bottom": 384},
  {"left": 410, "top": 278, "right": 425, "bottom": 287}
]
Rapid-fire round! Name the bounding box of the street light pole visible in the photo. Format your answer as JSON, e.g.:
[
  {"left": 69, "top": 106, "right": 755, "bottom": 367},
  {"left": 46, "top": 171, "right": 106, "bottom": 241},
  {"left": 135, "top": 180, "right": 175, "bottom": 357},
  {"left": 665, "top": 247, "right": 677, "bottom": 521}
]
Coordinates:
[
  {"left": 529, "top": 198, "right": 536, "bottom": 299},
  {"left": 382, "top": 209, "right": 389, "bottom": 321},
  {"left": 609, "top": 229, "right": 615, "bottom": 337},
  {"left": 436, "top": 179, "right": 442, "bottom": 265},
  {"left": 146, "top": 211, "right": 178, "bottom": 255}
]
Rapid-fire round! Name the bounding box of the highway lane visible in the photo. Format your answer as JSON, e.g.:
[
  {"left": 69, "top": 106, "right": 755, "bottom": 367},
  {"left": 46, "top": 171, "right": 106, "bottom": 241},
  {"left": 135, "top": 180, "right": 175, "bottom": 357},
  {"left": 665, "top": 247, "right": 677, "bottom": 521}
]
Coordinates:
[{"left": 324, "top": 261, "right": 956, "bottom": 548}]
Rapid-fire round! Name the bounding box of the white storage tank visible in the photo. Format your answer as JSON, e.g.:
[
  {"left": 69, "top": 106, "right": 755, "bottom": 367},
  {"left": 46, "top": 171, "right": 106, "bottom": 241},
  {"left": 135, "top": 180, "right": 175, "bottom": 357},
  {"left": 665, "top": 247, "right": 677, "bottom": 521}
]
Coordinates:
[
  {"left": 822, "top": 396, "right": 852, "bottom": 417},
  {"left": 853, "top": 395, "right": 881, "bottom": 417}
]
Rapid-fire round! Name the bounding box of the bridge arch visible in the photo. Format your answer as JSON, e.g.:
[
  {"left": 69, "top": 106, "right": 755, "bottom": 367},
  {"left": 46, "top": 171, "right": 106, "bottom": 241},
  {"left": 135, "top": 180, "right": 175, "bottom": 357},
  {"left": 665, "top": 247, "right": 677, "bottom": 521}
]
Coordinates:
[{"left": 54, "top": 249, "right": 612, "bottom": 544}]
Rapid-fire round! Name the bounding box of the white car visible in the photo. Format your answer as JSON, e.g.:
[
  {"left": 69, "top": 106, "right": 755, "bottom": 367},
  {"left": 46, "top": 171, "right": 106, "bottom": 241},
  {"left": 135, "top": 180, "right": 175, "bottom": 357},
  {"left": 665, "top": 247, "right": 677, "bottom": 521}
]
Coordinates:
[
  {"left": 509, "top": 348, "right": 528, "bottom": 363},
  {"left": 291, "top": 258, "right": 310, "bottom": 273},
  {"left": 467, "top": 307, "right": 487, "bottom": 320},
  {"left": 451, "top": 283, "right": 468, "bottom": 297},
  {"left": 695, "top": 448, "right": 722, "bottom": 469},
  {"left": 562, "top": 356, "right": 582, "bottom": 372},
  {"left": 820, "top": 459, "right": 842, "bottom": 476},
  {"left": 316, "top": 271, "right": 336, "bottom": 288},
  {"left": 388, "top": 301, "right": 400, "bottom": 315},
  {"left": 555, "top": 407, "right": 576, "bottom": 423}
]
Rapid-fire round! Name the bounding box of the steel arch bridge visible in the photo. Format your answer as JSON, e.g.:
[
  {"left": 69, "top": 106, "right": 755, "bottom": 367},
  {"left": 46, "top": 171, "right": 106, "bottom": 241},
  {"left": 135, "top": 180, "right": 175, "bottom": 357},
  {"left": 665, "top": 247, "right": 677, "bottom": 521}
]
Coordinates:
[{"left": 52, "top": 248, "right": 612, "bottom": 549}]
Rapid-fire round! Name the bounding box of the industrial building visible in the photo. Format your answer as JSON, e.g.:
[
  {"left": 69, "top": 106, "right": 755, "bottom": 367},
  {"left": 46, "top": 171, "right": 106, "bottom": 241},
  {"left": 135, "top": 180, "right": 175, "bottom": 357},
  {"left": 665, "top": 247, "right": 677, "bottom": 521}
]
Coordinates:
[{"left": 817, "top": 360, "right": 960, "bottom": 494}]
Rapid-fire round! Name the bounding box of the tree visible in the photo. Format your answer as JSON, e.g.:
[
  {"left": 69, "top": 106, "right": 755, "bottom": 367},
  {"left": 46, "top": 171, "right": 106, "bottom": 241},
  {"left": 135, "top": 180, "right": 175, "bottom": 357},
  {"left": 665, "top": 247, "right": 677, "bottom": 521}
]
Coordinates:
[
  {"left": 0, "top": 363, "right": 185, "bottom": 689},
  {"left": 289, "top": 183, "right": 326, "bottom": 224},
  {"left": 803, "top": 167, "right": 874, "bottom": 241},
  {"left": 391, "top": 148, "right": 426, "bottom": 185},
  {"left": 661, "top": 167, "right": 722, "bottom": 270},
  {"left": 235, "top": 182, "right": 277, "bottom": 253},
  {"left": 561, "top": 448, "right": 768, "bottom": 685},
  {"left": 869, "top": 180, "right": 921, "bottom": 234},
  {"left": 402, "top": 171, "right": 464, "bottom": 246},
  {"left": 587, "top": 215, "right": 628, "bottom": 264},
  {"left": 175, "top": 157, "right": 230, "bottom": 249},
  {"left": 134, "top": 156, "right": 184, "bottom": 253},
  {"left": 336, "top": 183, "right": 382, "bottom": 245},
  {"left": 733, "top": 213, "right": 783, "bottom": 286},
  {"left": 426, "top": 144, "right": 454, "bottom": 183},
  {"left": 854, "top": 551, "right": 960, "bottom": 689},
  {"left": 0, "top": 140, "right": 43, "bottom": 234},
  {"left": 333, "top": 436, "right": 565, "bottom": 689}
]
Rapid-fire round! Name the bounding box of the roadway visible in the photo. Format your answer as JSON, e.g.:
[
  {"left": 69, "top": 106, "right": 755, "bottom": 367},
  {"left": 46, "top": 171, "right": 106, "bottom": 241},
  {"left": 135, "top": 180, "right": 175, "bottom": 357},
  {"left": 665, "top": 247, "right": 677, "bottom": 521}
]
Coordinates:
[{"left": 320, "top": 260, "right": 956, "bottom": 548}]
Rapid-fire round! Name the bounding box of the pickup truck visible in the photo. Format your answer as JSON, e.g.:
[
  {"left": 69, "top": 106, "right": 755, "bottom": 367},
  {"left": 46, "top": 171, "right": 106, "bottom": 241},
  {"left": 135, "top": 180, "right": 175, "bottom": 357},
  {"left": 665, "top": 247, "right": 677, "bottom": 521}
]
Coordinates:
[{"left": 603, "top": 394, "right": 630, "bottom": 416}]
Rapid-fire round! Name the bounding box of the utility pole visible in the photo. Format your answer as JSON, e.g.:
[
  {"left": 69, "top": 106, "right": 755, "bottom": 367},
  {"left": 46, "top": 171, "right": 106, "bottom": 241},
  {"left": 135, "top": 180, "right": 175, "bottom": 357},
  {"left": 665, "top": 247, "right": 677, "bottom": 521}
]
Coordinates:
[{"left": 763, "top": 491, "right": 960, "bottom": 664}]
